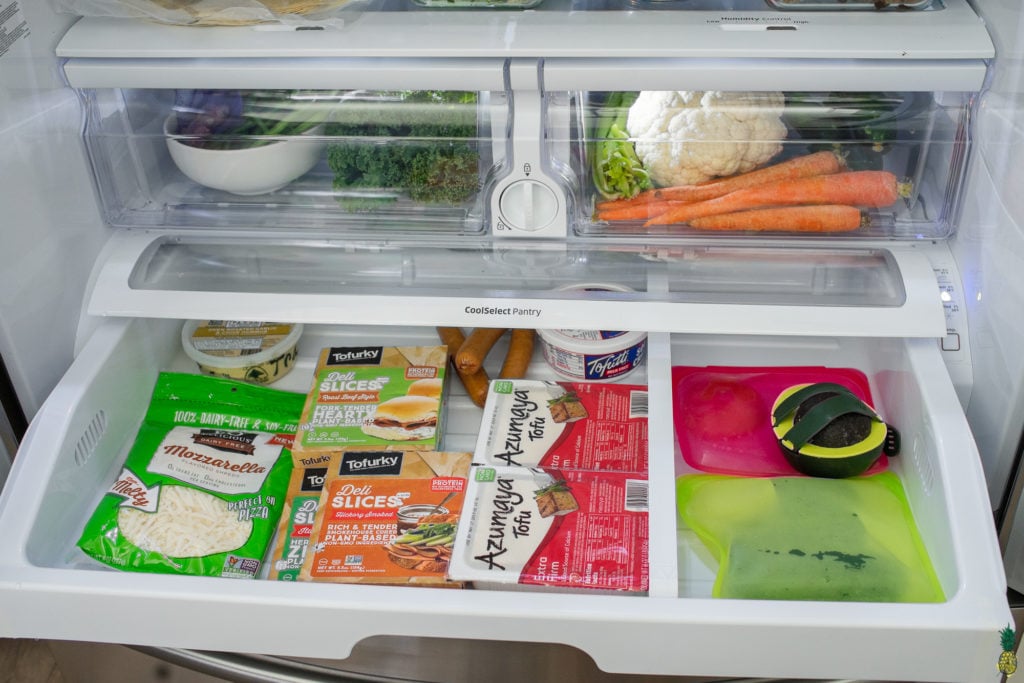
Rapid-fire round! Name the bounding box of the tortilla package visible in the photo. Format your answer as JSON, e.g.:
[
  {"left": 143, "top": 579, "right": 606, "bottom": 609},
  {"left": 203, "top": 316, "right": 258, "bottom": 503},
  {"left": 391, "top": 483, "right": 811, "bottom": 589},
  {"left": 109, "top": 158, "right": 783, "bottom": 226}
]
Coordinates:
[
  {"left": 77, "top": 372, "right": 304, "bottom": 578},
  {"left": 51, "top": 0, "right": 352, "bottom": 27}
]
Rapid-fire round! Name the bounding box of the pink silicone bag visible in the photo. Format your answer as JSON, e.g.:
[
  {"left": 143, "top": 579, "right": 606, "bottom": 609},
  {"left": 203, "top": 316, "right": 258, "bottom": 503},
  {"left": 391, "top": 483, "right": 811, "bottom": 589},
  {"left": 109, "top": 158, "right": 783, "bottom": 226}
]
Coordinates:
[{"left": 672, "top": 365, "right": 889, "bottom": 477}]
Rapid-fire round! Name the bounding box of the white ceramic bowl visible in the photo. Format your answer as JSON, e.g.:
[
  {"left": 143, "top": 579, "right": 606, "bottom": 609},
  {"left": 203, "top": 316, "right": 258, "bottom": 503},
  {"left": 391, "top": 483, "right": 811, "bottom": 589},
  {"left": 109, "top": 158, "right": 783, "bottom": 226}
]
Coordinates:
[{"left": 164, "top": 114, "right": 326, "bottom": 195}]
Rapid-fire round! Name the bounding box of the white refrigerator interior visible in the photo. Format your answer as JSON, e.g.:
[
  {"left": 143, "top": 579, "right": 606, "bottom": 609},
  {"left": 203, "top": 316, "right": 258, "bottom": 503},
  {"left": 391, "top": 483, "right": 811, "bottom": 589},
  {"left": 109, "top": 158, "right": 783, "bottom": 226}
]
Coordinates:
[
  {"left": 953, "top": 0, "right": 1024, "bottom": 522},
  {"left": 962, "top": 0, "right": 1024, "bottom": 598},
  {"left": 0, "top": 2, "right": 109, "bottom": 417},
  {"left": 0, "top": 0, "right": 1022, "bottom": 681}
]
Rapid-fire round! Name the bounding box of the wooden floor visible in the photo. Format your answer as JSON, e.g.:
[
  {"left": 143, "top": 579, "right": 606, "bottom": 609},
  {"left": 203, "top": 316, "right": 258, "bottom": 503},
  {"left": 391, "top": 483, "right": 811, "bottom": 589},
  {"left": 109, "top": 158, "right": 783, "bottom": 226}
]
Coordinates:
[
  {"left": 0, "top": 640, "right": 227, "bottom": 683},
  {"left": 0, "top": 640, "right": 62, "bottom": 683}
]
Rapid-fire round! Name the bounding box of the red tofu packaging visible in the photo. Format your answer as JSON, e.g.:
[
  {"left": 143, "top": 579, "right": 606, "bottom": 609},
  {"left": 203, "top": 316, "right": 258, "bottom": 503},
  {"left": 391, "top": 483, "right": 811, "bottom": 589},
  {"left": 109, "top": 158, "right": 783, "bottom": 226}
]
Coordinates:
[
  {"left": 447, "top": 465, "right": 649, "bottom": 592},
  {"left": 448, "top": 379, "right": 650, "bottom": 593},
  {"left": 473, "top": 379, "right": 648, "bottom": 472}
]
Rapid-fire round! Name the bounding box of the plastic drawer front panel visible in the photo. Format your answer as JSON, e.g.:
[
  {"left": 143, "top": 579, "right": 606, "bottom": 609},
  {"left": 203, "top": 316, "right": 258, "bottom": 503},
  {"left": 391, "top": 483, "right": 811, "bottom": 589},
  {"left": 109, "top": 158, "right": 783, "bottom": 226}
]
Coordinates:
[
  {"left": 571, "top": 89, "right": 972, "bottom": 242},
  {"left": 0, "top": 317, "right": 1010, "bottom": 682},
  {"left": 89, "top": 231, "right": 946, "bottom": 339},
  {"left": 77, "top": 87, "right": 507, "bottom": 234}
]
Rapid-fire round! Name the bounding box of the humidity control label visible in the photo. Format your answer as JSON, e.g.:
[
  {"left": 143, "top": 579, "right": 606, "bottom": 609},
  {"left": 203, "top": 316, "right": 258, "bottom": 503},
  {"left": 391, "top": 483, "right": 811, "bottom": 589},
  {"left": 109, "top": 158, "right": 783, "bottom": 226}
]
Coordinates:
[
  {"left": 706, "top": 15, "right": 808, "bottom": 28},
  {"left": 0, "top": 2, "right": 29, "bottom": 60}
]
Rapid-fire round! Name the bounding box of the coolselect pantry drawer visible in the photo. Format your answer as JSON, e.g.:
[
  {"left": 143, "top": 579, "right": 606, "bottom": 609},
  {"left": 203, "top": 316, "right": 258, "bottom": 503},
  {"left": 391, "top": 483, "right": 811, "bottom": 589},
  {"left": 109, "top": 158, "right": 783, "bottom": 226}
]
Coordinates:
[{"left": 0, "top": 313, "right": 1010, "bottom": 682}]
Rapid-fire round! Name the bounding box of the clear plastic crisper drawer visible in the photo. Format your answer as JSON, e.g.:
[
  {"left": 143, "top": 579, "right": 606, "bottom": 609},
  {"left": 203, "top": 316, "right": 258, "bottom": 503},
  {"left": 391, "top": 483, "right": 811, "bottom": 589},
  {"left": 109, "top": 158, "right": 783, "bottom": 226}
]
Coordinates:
[
  {"left": 579, "top": 0, "right": 941, "bottom": 10},
  {"left": 79, "top": 87, "right": 508, "bottom": 234},
  {"left": 764, "top": 0, "right": 939, "bottom": 9},
  {"left": 566, "top": 90, "right": 972, "bottom": 240},
  {"left": 0, "top": 317, "right": 1010, "bottom": 682}
]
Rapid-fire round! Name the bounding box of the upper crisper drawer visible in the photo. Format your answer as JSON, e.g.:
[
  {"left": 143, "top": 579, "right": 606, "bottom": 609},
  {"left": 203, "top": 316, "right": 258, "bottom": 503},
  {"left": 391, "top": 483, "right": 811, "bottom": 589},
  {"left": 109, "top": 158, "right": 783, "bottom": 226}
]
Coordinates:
[
  {"left": 73, "top": 81, "right": 980, "bottom": 242},
  {"left": 59, "top": 0, "right": 993, "bottom": 242}
]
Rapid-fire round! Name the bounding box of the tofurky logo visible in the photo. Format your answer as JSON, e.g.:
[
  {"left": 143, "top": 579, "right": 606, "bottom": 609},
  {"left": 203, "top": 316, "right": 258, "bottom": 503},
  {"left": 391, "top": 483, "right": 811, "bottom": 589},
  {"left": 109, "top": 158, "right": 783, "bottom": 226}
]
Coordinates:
[
  {"left": 326, "top": 347, "right": 383, "bottom": 366},
  {"left": 339, "top": 451, "right": 404, "bottom": 476},
  {"left": 301, "top": 467, "right": 328, "bottom": 492}
]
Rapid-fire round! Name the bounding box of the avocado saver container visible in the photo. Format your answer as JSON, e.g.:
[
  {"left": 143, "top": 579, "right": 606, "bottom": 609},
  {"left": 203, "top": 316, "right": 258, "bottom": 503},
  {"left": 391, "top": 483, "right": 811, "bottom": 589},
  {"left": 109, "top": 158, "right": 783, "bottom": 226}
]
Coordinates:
[{"left": 770, "top": 382, "right": 900, "bottom": 478}]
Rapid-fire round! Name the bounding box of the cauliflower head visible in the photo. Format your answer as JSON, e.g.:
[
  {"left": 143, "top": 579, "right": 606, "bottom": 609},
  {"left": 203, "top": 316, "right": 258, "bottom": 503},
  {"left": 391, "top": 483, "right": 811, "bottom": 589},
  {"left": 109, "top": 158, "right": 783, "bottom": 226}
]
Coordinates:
[{"left": 626, "top": 91, "right": 787, "bottom": 187}]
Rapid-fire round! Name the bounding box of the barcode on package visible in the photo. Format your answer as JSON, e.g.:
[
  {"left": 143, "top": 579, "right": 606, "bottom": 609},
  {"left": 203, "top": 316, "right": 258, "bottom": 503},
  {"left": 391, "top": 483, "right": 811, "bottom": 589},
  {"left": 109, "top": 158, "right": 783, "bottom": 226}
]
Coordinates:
[
  {"left": 629, "top": 391, "right": 649, "bottom": 419},
  {"left": 624, "top": 479, "right": 649, "bottom": 512}
]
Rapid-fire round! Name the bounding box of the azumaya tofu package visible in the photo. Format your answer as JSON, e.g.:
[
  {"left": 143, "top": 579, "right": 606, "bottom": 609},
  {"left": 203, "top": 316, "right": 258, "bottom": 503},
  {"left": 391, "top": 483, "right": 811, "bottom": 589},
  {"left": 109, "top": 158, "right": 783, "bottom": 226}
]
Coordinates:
[
  {"left": 449, "top": 466, "right": 650, "bottom": 592},
  {"left": 475, "top": 379, "right": 649, "bottom": 472},
  {"left": 77, "top": 373, "right": 304, "bottom": 579}
]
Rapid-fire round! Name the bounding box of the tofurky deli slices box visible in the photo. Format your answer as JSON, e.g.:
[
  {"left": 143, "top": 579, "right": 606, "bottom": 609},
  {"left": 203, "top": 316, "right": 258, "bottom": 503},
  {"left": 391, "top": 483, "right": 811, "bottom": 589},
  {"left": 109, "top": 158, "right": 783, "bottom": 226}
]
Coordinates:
[
  {"left": 294, "top": 345, "right": 448, "bottom": 454},
  {"left": 448, "top": 466, "right": 649, "bottom": 592},
  {"left": 297, "top": 450, "right": 472, "bottom": 586},
  {"left": 474, "top": 379, "right": 648, "bottom": 472},
  {"left": 269, "top": 448, "right": 469, "bottom": 581}
]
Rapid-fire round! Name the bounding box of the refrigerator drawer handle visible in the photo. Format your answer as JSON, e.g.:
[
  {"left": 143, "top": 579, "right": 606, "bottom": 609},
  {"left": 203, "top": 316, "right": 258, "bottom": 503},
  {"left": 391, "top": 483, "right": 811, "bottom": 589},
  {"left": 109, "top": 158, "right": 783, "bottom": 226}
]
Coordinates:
[
  {"left": 131, "top": 646, "right": 430, "bottom": 683},
  {"left": 131, "top": 647, "right": 878, "bottom": 683}
]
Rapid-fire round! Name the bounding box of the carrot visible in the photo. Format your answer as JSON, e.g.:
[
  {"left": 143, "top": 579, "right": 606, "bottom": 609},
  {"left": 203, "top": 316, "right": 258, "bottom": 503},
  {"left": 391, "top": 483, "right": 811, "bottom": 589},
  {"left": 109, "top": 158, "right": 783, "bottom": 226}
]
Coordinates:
[
  {"left": 644, "top": 170, "right": 906, "bottom": 227},
  {"left": 652, "top": 150, "right": 845, "bottom": 204},
  {"left": 597, "top": 200, "right": 688, "bottom": 222},
  {"left": 688, "top": 205, "right": 865, "bottom": 232},
  {"left": 596, "top": 151, "right": 844, "bottom": 212},
  {"left": 595, "top": 188, "right": 662, "bottom": 213},
  {"left": 595, "top": 177, "right": 725, "bottom": 212}
]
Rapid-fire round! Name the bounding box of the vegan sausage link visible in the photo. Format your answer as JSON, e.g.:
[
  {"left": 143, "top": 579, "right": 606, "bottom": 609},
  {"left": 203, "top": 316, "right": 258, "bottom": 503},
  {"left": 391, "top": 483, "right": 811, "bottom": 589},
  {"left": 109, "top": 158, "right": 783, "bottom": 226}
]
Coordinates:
[
  {"left": 437, "top": 327, "right": 492, "bottom": 408},
  {"left": 455, "top": 327, "right": 508, "bottom": 374}
]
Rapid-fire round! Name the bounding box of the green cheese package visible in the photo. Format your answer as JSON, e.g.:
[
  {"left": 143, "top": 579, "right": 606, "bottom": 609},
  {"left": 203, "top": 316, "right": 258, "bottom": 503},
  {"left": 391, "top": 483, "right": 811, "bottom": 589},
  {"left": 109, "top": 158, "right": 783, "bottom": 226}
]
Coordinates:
[
  {"left": 77, "top": 372, "right": 305, "bottom": 579},
  {"left": 676, "top": 472, "right": 944, "bottom": 603}
]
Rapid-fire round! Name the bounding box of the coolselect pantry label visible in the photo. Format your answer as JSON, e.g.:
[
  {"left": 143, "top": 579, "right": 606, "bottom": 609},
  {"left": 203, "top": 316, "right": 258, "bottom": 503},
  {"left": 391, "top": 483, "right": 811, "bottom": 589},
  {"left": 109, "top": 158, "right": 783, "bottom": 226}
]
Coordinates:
[{"left": 464, "top": 305, "right": 542, "bottom": 318}]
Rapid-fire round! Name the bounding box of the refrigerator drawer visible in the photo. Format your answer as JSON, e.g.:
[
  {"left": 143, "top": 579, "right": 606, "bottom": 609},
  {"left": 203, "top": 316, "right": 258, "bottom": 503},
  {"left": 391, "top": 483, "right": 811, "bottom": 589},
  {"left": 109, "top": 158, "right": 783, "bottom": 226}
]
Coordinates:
[
  {"left": 0, "top": 317, "right": 1010, "bottom": 682},
  {"left": 570, "top": 89, "right": 973, "bottom": 241},
  {"left": 74, "top": 81, "right": 975, "bottom": 243},
  {"left": 58, "top": 0, "right": 994, "bottom": 243},
  {"left": 77, "top": 85, "right": 509, "bottom": 234}
]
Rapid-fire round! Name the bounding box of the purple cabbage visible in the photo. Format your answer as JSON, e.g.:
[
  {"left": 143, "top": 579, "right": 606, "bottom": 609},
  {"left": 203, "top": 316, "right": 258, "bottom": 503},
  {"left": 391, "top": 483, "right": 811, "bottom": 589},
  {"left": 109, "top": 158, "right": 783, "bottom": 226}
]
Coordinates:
[{"left": 173, "top": 90, "right": 245, "bottom": 138}]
